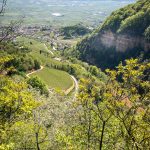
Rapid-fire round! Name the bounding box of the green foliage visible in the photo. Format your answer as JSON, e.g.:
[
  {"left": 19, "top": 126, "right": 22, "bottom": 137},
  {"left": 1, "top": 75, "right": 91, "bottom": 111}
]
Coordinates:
[
  {"left": 89, "top": 65, "right": 100, "bottom": 76},
  {"left": 61, "top": 24, "right": 91, "bottom": 39},
  {"left": 1, "top": 48, "right": 150, "bottom": 149},
  {"left": 34, "top": 59, "right": 41, "bottom": 70},
  {"left": 55, "top": 58, "right": 150, "bottom": 149},
  {"left": 118, "top": 11, "right": 150, "bottom": 35},
  {"left": 101, "top": 0, "right": 150, "bottom": 35},
  {"left": 0, "top": 77, "right": 38, "bottom": 124},
  {"left": 10, "top": 56, "right": 40, "bottom": 72},
  {"left": 0, "top": 55, "right": 14, "bottom": 73},
  {"left": 17, "top": 37, "right": 59, "bottom": 67},
  {"left": 6, "top": 90, "right": 73, "bottom": 150},
  {"left": 0, "top": 42, "right": 42, "bottom": 74},
  {"left": 27, "top": 76, "right": 49, "bottom": 96},
  {"left": 0, "top": 57, "right": 39, "bottom": 148}
]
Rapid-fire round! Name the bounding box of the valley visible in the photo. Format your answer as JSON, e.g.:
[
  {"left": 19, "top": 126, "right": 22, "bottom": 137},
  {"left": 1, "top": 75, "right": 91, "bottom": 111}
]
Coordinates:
[
  {"left": 0, "top": 0, "right": 150, "bottom": 149},
  {"left": 2, "top": 0, "right": 135, "bottom": 27}
]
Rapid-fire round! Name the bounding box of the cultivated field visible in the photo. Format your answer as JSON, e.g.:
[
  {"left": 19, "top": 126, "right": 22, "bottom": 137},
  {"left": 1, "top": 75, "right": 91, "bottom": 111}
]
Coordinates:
[
  {"left": 30, "top": 67, "right": 73, "bottom": 91},
  {"left": 2, "top": 0, "right": 135, "bottom": 26}
]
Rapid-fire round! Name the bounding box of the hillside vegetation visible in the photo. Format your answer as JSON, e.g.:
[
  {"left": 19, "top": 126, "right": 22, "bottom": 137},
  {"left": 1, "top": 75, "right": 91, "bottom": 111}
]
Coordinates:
[
  {"left": 60, "top": 24, "right": 91, "bottom": 39},
  {"left": 100, "top": 0, "right": 150, "bottom": 36},
  {"left": 0, "top": 0, "right": 150, "bottom": 149},
  {"left": 1, "top": 56, "right": 150, "bottom": 149},
  {"left": 76, "top": 0, "right": 150, "bottom": 69}
]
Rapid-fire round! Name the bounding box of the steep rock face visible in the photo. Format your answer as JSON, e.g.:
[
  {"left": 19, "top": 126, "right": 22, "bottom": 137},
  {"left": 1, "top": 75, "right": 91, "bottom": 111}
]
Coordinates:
[
  {"left": 100, "top": 31, "right": 150, "bottom": 52},
  {"left": 76, "top": 0, "right": 150, "bottom": 69}
]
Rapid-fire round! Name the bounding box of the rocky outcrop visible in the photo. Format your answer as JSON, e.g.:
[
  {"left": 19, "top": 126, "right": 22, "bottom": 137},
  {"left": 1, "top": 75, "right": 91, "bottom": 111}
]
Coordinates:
[
  {"left": 99, "top": 31, "right": 150, "bottom": 52},
  {"left": 77, "top": 30, "right": 150, "bottom": 69}
]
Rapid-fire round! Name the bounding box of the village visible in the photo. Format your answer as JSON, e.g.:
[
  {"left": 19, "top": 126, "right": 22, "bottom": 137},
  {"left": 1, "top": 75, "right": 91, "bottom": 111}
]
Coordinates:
[{"left": 18, "top": 25, "right": 72, "bottom": 51}]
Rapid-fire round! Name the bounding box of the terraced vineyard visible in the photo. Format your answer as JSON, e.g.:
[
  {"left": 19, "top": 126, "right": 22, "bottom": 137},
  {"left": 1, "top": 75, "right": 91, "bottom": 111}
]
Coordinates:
[{"left": 29, "top": 67, "right": 73, "bottom": 91}]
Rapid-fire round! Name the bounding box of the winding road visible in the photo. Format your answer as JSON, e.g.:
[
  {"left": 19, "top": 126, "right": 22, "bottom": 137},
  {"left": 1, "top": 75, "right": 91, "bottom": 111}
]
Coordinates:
[
  {"left": 26, "top": 66, "right": 44, "bottom": 78},
  {"left": 71, "top": 75, "right": 79, "bottom": 98}
]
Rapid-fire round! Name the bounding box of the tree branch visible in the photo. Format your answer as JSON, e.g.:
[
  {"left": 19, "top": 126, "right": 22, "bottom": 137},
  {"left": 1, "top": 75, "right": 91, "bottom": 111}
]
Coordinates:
[{"left": 0, "top": 0, "right": 7, "bottom": 15}]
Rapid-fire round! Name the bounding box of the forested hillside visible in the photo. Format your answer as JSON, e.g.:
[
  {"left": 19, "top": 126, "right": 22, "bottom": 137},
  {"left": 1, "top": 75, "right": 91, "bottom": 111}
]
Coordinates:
[
  {"left": 76, "top": 0, "right": 150, "bottom": 69},
  {"left": 0, "top": 0, "right": 150, "bottom": 149},
  {"left": 60, "top": 24, "right": 91, "bottom": 39}
]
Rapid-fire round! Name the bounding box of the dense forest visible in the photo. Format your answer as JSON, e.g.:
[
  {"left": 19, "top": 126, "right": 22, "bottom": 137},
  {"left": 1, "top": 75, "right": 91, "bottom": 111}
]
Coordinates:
[
  {"left": 60, "top": 24, "right": 91, "bottom": 39},
  {"left": 0, "top": 0, "right": 150, "bottom": 149},
  {"left": 76, "top": 0, "right": 150, "bottom": 69}
]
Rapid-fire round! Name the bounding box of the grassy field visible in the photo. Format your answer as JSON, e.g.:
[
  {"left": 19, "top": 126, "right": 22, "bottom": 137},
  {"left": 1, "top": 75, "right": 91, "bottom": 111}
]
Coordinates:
[{"left": 30, "top": 67, "right": 73, "bottom": 91}]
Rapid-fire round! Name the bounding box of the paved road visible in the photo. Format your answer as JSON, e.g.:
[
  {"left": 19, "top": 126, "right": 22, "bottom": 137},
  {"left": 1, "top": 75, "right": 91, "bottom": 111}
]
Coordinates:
[{"left": 71, "top": 75, "right": 79, "bottom": 100}]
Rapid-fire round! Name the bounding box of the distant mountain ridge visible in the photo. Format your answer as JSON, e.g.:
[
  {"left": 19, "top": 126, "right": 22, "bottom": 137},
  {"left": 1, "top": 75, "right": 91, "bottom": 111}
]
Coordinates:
[{"left": 76, "top": 0, "right": 150, "bottom": 69}]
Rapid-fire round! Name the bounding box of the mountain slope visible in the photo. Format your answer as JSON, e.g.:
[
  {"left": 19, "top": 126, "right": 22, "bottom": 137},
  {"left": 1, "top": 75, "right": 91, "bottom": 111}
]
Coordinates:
[{"left": 76, "top": 0, "right": 150, "bottom": 69}]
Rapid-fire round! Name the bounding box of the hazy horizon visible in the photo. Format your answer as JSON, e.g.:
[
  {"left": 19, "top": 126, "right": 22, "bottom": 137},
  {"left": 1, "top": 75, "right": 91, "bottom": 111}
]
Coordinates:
[{"left": 1, "top": 0, "right": 136, "bottom": 26}]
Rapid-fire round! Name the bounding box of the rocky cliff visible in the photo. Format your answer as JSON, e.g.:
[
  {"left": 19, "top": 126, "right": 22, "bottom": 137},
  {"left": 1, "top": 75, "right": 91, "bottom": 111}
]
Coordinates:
[
  {"left": 100, "top": 31, "right": 150, "bottom": 52},
  {"left": 76, "top": 0, "right": 150, "bottom": 69}
]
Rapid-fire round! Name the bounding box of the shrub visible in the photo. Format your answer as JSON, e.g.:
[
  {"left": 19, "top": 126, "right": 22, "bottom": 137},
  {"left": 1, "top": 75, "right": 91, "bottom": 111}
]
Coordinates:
[
  {"left": 34, "top": 59, "right": 41, "bottom": 70},
  {"left": 27, "top": 76, "right": 49, "bottom": 97}
]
